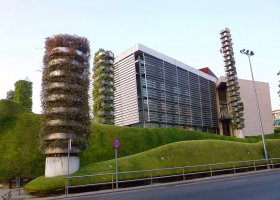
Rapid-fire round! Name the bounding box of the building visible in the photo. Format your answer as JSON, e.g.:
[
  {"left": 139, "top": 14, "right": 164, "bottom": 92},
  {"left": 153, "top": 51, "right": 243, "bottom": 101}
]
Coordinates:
[
  {"left": 216, "top": 77, "right": 274, "bottom": 136},
  {"left": 273, "top": 109, "right": 280, "bottom": 127},
  {"left": 114, "top": 43, "right": 274, "bottom": 137},
  {"left": 114, "top": 43, "right": 218, "bottom": 133}
]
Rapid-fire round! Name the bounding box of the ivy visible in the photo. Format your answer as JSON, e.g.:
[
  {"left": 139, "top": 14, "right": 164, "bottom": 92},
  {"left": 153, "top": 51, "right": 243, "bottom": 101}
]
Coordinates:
[{"left": 13, "top": 80, "right": 32, "bottom": 111}]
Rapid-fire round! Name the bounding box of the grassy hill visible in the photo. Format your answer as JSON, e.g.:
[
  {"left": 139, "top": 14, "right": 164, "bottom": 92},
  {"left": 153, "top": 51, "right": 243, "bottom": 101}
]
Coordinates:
[
  {"left": 25, "top": 139, "right": 280, "bottom": 192},
  {"left": 0, "top": 99, "right": 279, "bottom": 182}
]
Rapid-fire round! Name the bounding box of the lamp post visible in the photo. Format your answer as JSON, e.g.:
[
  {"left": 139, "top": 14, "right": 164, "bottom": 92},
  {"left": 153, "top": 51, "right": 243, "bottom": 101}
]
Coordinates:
[{"left": 240, "top": 49, "right": 269, "bottom": 160}]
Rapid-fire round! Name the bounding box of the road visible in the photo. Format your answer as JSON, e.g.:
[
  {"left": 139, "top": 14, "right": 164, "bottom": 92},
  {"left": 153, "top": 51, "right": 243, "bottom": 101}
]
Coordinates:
[{"left": 67, "top": 170, "right": 280, "bottom": 200}]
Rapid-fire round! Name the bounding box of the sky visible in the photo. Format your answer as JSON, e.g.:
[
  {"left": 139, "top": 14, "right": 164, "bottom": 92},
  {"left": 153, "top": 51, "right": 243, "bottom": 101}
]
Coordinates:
[{"left": 0, "top": 0, "right": 279, "bottom": 114}]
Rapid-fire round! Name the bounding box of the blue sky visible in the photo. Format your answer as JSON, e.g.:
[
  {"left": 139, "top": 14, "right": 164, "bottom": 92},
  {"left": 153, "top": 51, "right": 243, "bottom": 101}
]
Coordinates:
[{"left": 0, "top": 0, "right": 279, "bottom": 113}]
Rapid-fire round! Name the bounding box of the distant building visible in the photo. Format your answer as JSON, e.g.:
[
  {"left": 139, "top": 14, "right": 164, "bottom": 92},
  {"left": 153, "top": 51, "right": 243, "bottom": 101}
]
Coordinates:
[
  {"left": 273, "top": 109, "right": 280, "bottom": 127},
  {"left": 114, "top": 43, "right": 274, "bottom": 137}
]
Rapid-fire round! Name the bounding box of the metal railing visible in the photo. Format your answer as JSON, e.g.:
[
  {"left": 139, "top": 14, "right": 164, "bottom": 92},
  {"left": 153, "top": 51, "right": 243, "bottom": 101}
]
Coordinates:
[{"left": 65, "top": 158, "right": 280, "bottom": 197}]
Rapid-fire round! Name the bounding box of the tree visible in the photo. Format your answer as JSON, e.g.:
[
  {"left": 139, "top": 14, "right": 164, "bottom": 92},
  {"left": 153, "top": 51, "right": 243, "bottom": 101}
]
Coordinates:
[
  {"left": 13, "top": 80, "right": 32, "bottom": 111},
  {"left": 6, "top": 90, "right": 14, "bottom": 100}
]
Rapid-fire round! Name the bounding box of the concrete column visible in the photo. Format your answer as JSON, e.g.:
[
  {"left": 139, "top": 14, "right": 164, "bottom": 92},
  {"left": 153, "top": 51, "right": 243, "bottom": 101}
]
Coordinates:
[{"left": 45, "top": 156, "right": 80, "bottom": 177}]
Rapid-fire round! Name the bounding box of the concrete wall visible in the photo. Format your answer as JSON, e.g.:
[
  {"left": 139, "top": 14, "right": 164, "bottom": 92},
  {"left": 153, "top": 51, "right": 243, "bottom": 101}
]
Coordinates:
[{"left": 239, "top": 79, "right": 273, "bottom": 136}]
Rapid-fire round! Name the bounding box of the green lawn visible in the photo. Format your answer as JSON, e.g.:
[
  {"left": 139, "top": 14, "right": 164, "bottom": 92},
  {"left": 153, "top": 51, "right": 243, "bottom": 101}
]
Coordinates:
[{"left": 25, "top": 139, "right": 280, "bottom": 192}]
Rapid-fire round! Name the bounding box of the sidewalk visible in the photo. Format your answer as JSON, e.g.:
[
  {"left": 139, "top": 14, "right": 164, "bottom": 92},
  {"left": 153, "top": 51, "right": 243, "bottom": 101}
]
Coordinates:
[{"left": 0, "top": 188, "right": 58, "bottom": 200}]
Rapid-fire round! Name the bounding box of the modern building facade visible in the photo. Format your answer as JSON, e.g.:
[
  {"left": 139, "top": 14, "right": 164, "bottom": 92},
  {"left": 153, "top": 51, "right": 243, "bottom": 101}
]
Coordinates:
[
  {"left": 114, "top": 43, "right": 274, "bottom": 137},
  {"left": 114, "top": 44, "right": 218, "bottom": 133}
]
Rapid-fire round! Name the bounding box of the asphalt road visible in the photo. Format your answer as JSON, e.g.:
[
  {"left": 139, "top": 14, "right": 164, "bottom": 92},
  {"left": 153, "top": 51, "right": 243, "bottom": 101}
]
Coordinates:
[{"left": 67, "top": 170, "right": 280, "bottom": 200}]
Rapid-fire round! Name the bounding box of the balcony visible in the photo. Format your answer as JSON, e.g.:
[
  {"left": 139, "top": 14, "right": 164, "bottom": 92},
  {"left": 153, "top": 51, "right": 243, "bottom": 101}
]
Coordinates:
[
  {"left": 226, "top": 80, "right": 238, "bottom": 87},
  {"left": 231, "top": 101, "right": 242, "bottom": 107},
  {"left": 227, "top": 76, "right": 237, "bottom": 81},
  {"left": 224, "top": 56, "right": 232, "bottom": 62},
  {"left": 230, "top": 96, "right": 241, "bottom": 102},
  {"left": 101, "top": 102, "right": 114, "bottom": 107},
  {"left": 232, "top": 118, "right": 244, "bottom": 123},
  {"left": 225, "top": 66, "right": 235, "bottom": 72},
  {"left": 237, "top": 123, "right": 245, "bottom": 129},
  {"left": 220, "top": 114, "right": 232, "bottom": 122},
  {"left": 223, "top": 51, "right": 233, "bottom": 57},
  {"left": 233, "top": 112, "right": 244, "bottom": 118},
  {"left": 226, "top": 71, "right": 236, "bottom": 76},
  {"left": 101, "top": 80, "right": 114, "bottom": 85},
  {"left": 229, "top": 91, "right": 240, "bottom": 97},
  {"left": 99, "top": 87, "right": 114, "bottom": 93},
  {"left": 232, "top": 106, "right": 244, "bottom": 112}
]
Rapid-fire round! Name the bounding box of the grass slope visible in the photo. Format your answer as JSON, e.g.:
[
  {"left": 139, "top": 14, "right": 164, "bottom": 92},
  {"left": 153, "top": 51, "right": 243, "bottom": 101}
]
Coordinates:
[{"left": 25, "top": 139, "right": 280, "bottom": 192}]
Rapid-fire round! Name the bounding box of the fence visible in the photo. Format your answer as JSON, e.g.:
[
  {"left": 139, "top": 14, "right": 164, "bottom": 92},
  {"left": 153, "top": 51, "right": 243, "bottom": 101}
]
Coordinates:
[{"left": 65, "top": 158, "right": 280, "bottom": 197}]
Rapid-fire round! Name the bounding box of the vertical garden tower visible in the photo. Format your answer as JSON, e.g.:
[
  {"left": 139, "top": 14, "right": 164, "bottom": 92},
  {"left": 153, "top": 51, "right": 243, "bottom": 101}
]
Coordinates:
[
  {"left": 93, "top": 49, "right": 115, "bottom": 124},
  {"left": 220, "top": 28, "right": 245, "bottom": 137},
  {"left": 41, "top": 34, "right": 90, "bottom": 177}
]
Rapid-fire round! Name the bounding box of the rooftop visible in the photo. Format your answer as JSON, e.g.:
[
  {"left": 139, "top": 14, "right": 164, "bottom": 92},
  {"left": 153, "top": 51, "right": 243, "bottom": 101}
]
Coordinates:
[{"left": 115, "top": 43, "right": 217, "bottom": 82}]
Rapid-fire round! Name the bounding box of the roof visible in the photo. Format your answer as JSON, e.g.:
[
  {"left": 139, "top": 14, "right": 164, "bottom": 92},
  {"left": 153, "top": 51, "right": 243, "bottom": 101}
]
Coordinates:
[
  {"left": 114, "top": 43, "right": 217, "bottom": 83},
  {"left": 199, "top": 67, "right": 218, "bottom": 79}
]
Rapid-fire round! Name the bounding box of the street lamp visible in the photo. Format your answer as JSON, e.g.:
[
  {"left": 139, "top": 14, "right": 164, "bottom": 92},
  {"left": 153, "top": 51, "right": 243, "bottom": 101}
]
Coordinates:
[{"left": 240, "top": 49, "right": 269, "bottom": 160}]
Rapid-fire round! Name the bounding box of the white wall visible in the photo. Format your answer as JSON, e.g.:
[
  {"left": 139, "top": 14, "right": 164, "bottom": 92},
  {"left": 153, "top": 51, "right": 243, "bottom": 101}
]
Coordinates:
[{"left": 239, "top": 79, "right": 274, "bottom": 136}]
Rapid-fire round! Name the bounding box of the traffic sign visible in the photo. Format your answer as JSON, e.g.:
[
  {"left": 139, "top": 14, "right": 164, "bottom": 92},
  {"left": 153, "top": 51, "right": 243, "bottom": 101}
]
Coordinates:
[{"left": 113, "top": 137, "right": 120, "bottom": 149}]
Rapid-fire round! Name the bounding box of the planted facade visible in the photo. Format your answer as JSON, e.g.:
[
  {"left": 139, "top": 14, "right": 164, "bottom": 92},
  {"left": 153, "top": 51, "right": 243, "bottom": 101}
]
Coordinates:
[
  {"left": 218, "top": 28, "right": 245, "bottom": 137},
  {"left": 93, "top": 49, "right": 114, "bottom": 124},
  {"left": 41, "top": 34, "right": 90, "bottom": 177}
]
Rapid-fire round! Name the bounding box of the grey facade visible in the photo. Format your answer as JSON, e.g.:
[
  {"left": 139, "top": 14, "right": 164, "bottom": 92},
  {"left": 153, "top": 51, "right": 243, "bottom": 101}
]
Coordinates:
[{"left": 114, "top": 44, "right": 218, "bottom": 133}]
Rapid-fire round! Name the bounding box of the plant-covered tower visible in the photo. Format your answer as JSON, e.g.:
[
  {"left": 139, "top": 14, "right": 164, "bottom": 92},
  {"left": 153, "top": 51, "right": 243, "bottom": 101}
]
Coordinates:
[
  {"left": 13, "top": 80, "right": 32, "bottom": 111},
  {"left": 220, "top": 28, "right": 245, "bottom": 137},
  {"left": 6, "top": 90, "right": 14, "bottom": 101},
  {"left": 41, "top": 34, "right": 90, "bottom": 177},
  {"left": 93, "top": 49, "right": 115, "bottom": 124}
]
